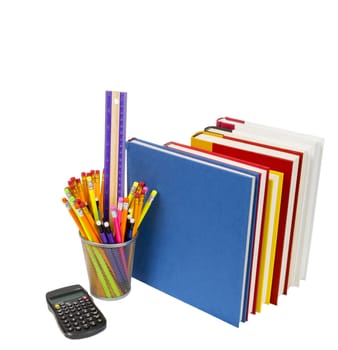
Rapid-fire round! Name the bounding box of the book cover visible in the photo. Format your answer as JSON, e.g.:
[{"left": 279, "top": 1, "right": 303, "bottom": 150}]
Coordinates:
[
  {"left": 164, "top": 141, "right": 270, "bottom": 318},
  {"left": 127, "top": 138, "right": 257, "bottom": 326}
]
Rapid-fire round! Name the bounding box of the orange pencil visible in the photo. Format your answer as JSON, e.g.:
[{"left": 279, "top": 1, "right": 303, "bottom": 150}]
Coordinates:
[
  {"left": 131, "top": 193, "right": 140, "bottom": 238},
  {"left": 94, "top": 170, "right": 100, "bottom": 199},
  {"left": 81, "top": 172, "right": 89, "bottom": 204},
  {"left": 139, "top": 186, "right": 148, "bottom": 215},
  {"left": 76, "top": 178, "right": 86, "bottom": 204},
  {"left": 62, "top": 198, "right": 86, "bottom": 238},
  {"left": 68, "top": 182, "right": 78, "bottom": 198},
  {"left": 81, "top": 202, "right": 101, "bottom": 243},
  {"left": 136, "top": 181, "right": 145, "bottom": 195}
]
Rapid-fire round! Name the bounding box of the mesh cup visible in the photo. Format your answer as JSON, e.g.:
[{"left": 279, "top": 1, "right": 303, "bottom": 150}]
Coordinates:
[{"left": 80, "top": 235, "right": 137, "bottom": 300}]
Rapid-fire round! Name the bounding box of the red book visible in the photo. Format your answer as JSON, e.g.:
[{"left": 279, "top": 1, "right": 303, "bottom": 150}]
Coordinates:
[
  {"left": 212, "top": 119, "right": 324, "bottom": 291},
  {"left": 191, "top": 131, "right": 302, "bottom": 305}
]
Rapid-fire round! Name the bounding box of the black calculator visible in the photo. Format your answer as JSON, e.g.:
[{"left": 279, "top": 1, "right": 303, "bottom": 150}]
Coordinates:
[{"left": 46, "top": 284, "right": 107, "bottom": 339}]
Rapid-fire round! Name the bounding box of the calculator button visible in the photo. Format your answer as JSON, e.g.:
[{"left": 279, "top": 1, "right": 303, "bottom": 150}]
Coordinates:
[{"left": 54, "top": 304, "right": 61, "bottom": 309}]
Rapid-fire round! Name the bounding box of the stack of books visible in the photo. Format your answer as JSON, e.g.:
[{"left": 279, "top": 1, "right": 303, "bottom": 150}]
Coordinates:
[{"left": 126, "top": 117, "right": 324, "bottom": 327}]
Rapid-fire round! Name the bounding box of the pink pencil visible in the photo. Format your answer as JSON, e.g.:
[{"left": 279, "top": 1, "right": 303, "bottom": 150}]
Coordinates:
[{"left": 111, "top": 205, "right": 122, "bottom": 243}]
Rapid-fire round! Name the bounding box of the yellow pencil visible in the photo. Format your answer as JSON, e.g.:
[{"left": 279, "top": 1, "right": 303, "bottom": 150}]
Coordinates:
[
  {"left": 127, "top": 181, "right": 139, "bottom": 206},
  {"left": 136, "top": 190, "right": 158, "bottom": 231},
  {"left": 71, "top": 201, "right": 94, "bottom": 241},
  {"left": 86, "top": 175, "right": 100, "bottom": 222},
  {"left": 81, "top": 203, "right": 101, "bottom": 243}
]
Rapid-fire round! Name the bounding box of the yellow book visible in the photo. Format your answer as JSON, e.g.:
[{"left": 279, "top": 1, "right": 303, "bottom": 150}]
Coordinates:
[
  {"left": 265, "top": 171, "right": 283, "bottom": 304},
  {"left": 255, "top": 170, "right": 284, "bottom": 311}
]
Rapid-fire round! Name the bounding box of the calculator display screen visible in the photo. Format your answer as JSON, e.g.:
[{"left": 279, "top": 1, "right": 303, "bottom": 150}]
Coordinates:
[{"left": 50, "top": 290, "right": 85, "bottom": 304}]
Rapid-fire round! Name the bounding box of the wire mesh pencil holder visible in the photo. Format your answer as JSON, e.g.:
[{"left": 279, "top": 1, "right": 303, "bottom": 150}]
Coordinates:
[{"left": 80, "top": 236, "right": 137, "bottom": 300}]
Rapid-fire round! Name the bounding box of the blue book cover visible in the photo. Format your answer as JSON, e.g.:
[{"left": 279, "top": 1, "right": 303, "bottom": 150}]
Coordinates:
[
  {"left": 127, "top": 138, "right": 257, "bottom": 327},
  {"left": 163, "top": 141, "right": 262, "bottom": 322}
]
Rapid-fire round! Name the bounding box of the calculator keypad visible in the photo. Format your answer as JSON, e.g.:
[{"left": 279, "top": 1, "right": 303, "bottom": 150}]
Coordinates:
[{"left": 54, "top": 296, "right": 106, "bottom": 338}]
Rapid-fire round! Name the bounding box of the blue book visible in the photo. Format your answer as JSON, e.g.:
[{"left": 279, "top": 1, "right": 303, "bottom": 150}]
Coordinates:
[
  {"left": 127, "top": 138, "right": 258, "bottom": 327},
  {"left": 164, "top": 141, "right": 264, "bottom": 322}
]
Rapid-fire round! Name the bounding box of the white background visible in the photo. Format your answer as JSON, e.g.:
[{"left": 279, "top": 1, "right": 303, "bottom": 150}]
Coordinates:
[{"left": 0, "top": 1, "right": 337, "bottom": 348}]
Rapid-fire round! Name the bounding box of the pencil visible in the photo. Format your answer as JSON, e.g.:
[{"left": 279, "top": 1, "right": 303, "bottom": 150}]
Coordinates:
[{"left": 136, "top": 189, "right": 158, "bottom": 232}]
